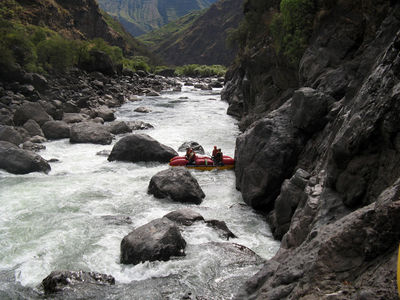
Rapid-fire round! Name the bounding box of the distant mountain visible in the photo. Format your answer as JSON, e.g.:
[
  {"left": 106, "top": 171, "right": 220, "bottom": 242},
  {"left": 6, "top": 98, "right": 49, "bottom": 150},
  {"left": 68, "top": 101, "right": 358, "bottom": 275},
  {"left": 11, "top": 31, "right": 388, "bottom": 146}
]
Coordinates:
[
  {"left": 97, "top": 0, "right": 218, "bottom": 36},
  {"left": 139, "top": 0, "right": 243, "bottom": 66}
]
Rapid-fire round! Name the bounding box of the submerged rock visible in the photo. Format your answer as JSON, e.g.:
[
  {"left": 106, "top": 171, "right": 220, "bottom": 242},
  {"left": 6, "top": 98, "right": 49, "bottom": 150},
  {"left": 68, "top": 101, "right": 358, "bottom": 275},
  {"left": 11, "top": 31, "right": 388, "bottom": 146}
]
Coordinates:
[
  {"left": 0, "top": 141, "right": 50, "bottom": 174},
  {"left": 148, "top": 168, "right": 205, "bottom": 204},
  {"left": 164, "top": 208, "right": 205, "bottom": 226},
  {"left": 108, "top": 134, "right": 177, "bottom": 163},
  {"left": 120, "top": 217, "right": 186, "bottom": 265},
  {"left": 42, "top": 270, "right": 115, "bottom": 294}
]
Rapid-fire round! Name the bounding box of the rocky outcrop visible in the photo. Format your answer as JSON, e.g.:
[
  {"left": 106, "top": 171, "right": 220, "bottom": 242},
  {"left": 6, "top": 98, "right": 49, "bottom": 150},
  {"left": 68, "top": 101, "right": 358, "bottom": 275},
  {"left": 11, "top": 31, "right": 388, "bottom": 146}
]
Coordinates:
[
  {"left": 226, "top": 0, "right": 400, "bottom": 299},
  {"left": 0, "top": 141, "right": 50, "bottom": 174},
  {"left": 108, "top": 134, "right": 177, "bottom": 163},
  {"left": 42, "top": 270, "right": 115, "bottom": 294},
  {"left": 70, "top": 122, "right": 113, "bottom": 145},
  {"left": 148, "top": 168, "right": 205, "bottom": 204},
  {"left": 120, "top": 217, "right": 186, "bottom": 265}
]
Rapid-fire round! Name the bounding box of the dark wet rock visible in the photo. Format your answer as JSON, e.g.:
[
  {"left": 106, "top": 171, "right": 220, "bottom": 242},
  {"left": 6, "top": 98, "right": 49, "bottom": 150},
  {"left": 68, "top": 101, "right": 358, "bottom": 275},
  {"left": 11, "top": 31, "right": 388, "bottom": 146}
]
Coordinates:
[
  {"left": 63, "top": 101, "right": 80, "bottom": 113},
  {"left": 23, "top": 119, "right": 44, "bottom": 137},
  {"left": 146, "top": 91, "right": 161, "bottom": 96},
  {"left": 205, "top": 220, "right": 237, "bottom": 240},
  {"left": 164, "top": 208, "right": 205, "bottom": 226},
  {"left": 0, "top": 125, "right": 23, "bottom": 145},
  {"left": 291, "top": 87, "right": 335, "bottom": 134},
  {"left": 177, "top": 141, "right": 205, "bottom": 154},
  {"left": 148, "top": 168, "right": 205, "bottom": 204},
  {"left": 101, "top": 215, "right": 132, "bottom": 225},
  {"left": 70, "top": 122, "right": 113, "bottom": 145},
  {"left": 235, "top": 102, "right": 305, "bottom": 210},
  {"left": 0, "top": 141, "right": 50, "bottom": 174},
  {"left": 269, "top": 169, "right": 310, "bottom": 240},
  {"left": 127, "top": 120, "right": 154, "bottom": 130},
  {"left": 120, "top": 217, "right": 186, "bottom": 265},
  {"left": 62, "top": 113, "right": 89, "bottom": 124},
  {"left": 134, "top": 106, "right": 152, "bottom": 113},
  {"left": 42, "top": 270, "right": 115, "bottom": 294},
  {"left": 13, "top": 102, "right": 52, "bottom": 126},
  {"left": 22, "top": 141, "right": 46, "bottom": 152},
  {"left": 29, "top": 135, "right": 46, "bottom": 143},
  {"left": 93, "top": 106, "right": 115, "bottom": 122},
  {"left": 106, "top": 121, "right": 132, "bottom": 135},
  {"left": 108, "top": 134, "right": 177, "bottom": 163},
  {"left": 31, "top": 73, "right": 48, "bottom": 92},
  {"left": 42, "top": 121, "right": 70, "bottom": 140}
]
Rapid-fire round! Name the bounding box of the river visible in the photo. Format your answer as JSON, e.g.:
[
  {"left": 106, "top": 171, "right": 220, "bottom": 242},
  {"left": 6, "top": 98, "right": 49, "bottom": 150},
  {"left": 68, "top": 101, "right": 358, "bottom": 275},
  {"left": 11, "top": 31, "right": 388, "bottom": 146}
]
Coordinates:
[{"left": 0, "top": 83, "right": 279, "bottom": 299}]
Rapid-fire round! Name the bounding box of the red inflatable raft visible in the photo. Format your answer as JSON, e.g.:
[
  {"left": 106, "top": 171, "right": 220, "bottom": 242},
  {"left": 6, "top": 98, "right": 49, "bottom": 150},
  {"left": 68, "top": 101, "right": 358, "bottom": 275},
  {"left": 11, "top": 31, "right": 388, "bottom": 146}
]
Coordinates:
[{"left": 169, "top": 155, "right": 235, "bottom": 170}]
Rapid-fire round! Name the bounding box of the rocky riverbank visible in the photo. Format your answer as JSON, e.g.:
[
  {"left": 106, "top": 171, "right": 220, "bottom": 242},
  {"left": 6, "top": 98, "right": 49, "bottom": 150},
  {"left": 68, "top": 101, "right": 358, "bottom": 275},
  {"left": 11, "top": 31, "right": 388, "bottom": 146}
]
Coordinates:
[{"left": 223, "top": 1, "right": 400, "bottom": 299}]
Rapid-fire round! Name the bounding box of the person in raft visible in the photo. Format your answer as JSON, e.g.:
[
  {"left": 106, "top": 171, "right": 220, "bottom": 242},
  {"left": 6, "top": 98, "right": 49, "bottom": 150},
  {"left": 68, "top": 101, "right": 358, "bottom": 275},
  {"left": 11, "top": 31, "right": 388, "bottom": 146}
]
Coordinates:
[
  {"left": 214, "top": 148, "right": 223, "bottom": 166},
  {"left": 186, "top": 148, "right": 196, "bottom": 165},
  {"left": 212, "top": 146, "right": 218, "bottom": 159}
]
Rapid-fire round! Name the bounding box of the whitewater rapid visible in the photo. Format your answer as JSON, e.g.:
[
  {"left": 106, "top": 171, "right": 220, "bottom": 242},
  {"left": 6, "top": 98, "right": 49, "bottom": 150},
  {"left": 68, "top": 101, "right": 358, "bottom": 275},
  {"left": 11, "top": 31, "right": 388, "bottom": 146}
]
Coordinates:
[{"left": 0, "top": 84, "right": 279, "bottom": 299}]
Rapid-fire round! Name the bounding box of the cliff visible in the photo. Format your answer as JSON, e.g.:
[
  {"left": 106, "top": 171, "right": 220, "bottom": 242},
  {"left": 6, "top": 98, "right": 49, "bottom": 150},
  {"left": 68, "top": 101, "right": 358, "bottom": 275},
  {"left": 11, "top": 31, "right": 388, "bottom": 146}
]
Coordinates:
[
  {"left": 13, "top": 0, "right": 150, "bottom": 56},
  {"left": 97, "top": 0, "right": 217, "bottom": 36},
  {"left": 223, "top": 0, "right": 400, "bottom": 298},
  {"left": 141, "top": 0, "right": 243, "bottom": 66}
]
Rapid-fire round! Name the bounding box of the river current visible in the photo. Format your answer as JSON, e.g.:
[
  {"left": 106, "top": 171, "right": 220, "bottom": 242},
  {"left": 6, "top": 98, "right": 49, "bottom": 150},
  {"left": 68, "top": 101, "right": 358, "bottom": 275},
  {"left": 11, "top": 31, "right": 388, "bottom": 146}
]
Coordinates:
[{"left": 0, "top": 84, "right": 279, "bottom": 299}]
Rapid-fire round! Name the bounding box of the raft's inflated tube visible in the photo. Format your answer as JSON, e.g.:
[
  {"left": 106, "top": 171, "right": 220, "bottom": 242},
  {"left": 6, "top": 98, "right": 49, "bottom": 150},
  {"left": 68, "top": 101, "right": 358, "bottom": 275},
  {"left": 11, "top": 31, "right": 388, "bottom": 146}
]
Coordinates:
[{"left": 169, "top": 158, "right": 188, "bottom": 166}]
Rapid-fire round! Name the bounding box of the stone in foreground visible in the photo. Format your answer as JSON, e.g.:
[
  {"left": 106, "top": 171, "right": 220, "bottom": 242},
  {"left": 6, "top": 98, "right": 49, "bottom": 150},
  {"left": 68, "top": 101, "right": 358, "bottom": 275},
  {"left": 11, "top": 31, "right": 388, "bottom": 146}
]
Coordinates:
[
  {"left": 0, "top": 141, "right": 50, "bottom": 174},
  {"left": 108, "top": 134, "right": 177, "bottom": 163},
  {"left": 148, "top": 168, "right": 205, "bottom": 204},
  {"left": 120, "top": 217, "right": 186, "bottom": 265}
]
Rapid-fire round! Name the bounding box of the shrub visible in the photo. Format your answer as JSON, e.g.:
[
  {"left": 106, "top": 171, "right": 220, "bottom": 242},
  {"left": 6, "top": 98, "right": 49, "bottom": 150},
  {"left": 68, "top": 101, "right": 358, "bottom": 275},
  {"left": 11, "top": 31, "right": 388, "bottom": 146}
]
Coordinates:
[
  {"left": 123, "top": 56, "right": 151, "bottom": 72},
  {"left": 37, "top": 36, "right": 77, "bottom": 72},
  {"left": 175, "top": 64, "right": 226, "bottom": 77}
]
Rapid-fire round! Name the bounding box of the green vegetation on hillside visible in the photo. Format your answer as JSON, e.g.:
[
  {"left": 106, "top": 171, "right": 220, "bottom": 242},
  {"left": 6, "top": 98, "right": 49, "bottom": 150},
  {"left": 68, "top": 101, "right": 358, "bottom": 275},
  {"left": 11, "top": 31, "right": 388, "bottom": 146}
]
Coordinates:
[
  {"left": 139, "top": 10, "right": 205, "bottom": 49},
  {"left": 227, "top": 0, "right": 316, "bottom": 67},
  {"left": 175, "top": 64, "right": 226, "bottom": 77}
]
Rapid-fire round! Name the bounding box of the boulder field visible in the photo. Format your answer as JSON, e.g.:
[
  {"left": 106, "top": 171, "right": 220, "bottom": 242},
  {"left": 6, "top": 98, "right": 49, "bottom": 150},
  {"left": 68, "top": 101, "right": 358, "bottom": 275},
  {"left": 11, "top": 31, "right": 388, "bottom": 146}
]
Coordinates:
[{"left": 223, "top": 1, "right": 400, "bottom": 299}]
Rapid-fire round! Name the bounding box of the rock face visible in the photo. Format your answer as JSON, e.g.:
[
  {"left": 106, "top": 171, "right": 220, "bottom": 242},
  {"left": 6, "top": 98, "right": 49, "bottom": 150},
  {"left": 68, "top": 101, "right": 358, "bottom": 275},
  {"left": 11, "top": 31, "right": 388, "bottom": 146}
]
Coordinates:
[
  {"left": 108, "top": 134, "right": 177, "bottom": 163},
  {"left": 42, "top": 270, "right": 115, "bottom": 294},
  {"left": 0, "top": 141, "right": 50, "bottom": 174},
  {"left": 148, "top": 168, "right": 205, "bottom": 204},
  {"left": 70, "top": 122, "right": 113, "bottom": 145},
  {"left": 225, "top": 1, "right": 400, "bottom": 299},
  {"left": 120, "top": 217, "right": 186, "bottom": 265}
]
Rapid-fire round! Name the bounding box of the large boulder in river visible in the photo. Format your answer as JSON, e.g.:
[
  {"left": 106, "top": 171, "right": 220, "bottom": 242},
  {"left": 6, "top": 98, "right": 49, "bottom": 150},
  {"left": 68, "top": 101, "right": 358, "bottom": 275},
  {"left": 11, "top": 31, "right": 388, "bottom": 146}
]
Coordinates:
[
  {"left": 93, "top": 106, "right": 115, "bottom": 122},
  {"left": 23, "top": 119, "right": 44, "bottom": 137},
  {"left": 42, "top": 270, "right": 115, "bottom": 294},
  {"left": 177, "top": 141, "right": 205, "bottom": 154},
  {"left": 0, "top": 141, "right": 50, "bottom": 174},
  {"left": 148, "top": 168, "right": 205, "bottom": 204},
  {"left": 13, "top": 102, "right": 52, "bottom": 126},
  {"left": 70, "top": 122, "right": 112, "bottom": 145},
  {"left": 42, "top": 121, "right": 70, "bottom": 140},
  {"left": 108, "top": 134, "right": 177, "bottom": 163},
  {"left": 120, "top": 217, "right": 186, "bottom": 265}
]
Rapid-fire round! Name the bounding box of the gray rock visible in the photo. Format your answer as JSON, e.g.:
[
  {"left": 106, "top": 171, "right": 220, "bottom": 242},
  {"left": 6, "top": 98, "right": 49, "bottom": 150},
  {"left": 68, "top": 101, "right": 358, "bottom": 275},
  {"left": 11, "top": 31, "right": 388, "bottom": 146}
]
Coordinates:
[
  {"left": 205, "top": 220, "right": 237, "bottom": 240},
  {"left": 164, "top": 209, "right": 205, "bottom": 226},
  {"left": 134, "top": 106, "right": 152, "bottom": 113},
  {"left": 23, "top": 119, "right": 44, "bottom": 137},
  {"left": 177, "top": 141, "right": 205, "bottom": 154},
  {"left": 148, "top": 168, "right": 205, "bottom": 204},
  {"left": 127, "top": 120, "right": 154, "bottom": 130},
  {"left": 93, "top": 106, "right": 115, "bottom": 122},
  {"left": 42, "top": 121, "right": 70, "bottom": 140},
  {"left": 108, "top": 134, "right": 177, "bottom": 163},
  {"left": 0, "top": 141, "right": 50, "bottom": 174},
  {"left": 62, "top": 113, "right": 89, "bottom": 124},
  {"left": 0, "top": 125, "right": 23, "bottom": 145},
  {"left": 106, "top": 121, "right": 132, "bottom": 135},
  {"left": 13, "top": 102, "right": 52, "bottom": 126},
  {"left": 22, "top": 141, "right": 46, "bottom": 152},
  {"left": 42, "top": 270, "right": 115, "bottom": 294},
  {"left": 70, "top": 122, "right": 112, "bottom": 145},
  {"left": 120, "top": 217, "right": 186, "bottom": 265}
]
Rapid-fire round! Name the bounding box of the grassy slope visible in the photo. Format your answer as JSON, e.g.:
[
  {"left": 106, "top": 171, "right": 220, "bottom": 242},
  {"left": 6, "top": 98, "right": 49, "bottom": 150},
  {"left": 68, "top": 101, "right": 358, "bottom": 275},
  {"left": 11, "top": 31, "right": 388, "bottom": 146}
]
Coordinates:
[{"left": 138, "top": 10, "right": 205, "bottom": 49}]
